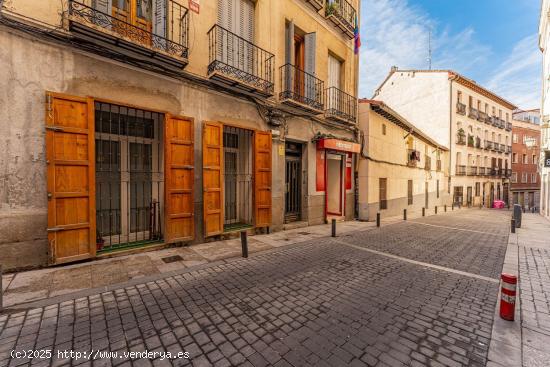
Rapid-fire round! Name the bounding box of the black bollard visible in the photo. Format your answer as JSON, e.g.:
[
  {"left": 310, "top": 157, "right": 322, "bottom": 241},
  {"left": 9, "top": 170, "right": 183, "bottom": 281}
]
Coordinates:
[
  {"left": 444, "top": 204, "right": 447, "bottom": 212},
  {"left": 241, "top": 231, "right": 248, "bottom": 258},
  {"left": 422, "top": 207, "right": 425, "bottom": 217},
  {"left": 403, "top": 209, "right": 407, "bottom": 221},
  {"left": 331, "top": 219, "right": 336, "bottom": 237},
  {"left": 511, "top": 218, "right": 516, "bottom": 234},
  {"left": 435, "top": 206, "right": 438, "bottom": 214},
  {"left": 452, "top": 203, "right": 454, "bottom": 211},
  {"left": 376, "top": 213, "right": 381, "bottom": 227}
]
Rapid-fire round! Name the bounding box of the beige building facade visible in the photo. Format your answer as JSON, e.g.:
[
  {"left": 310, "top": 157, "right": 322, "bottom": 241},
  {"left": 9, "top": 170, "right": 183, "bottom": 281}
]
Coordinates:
[
  {"left": 538, "top": 0, "right": 550, "bottom": 219},
  {"left": 374, "top": 69, "right": 516, "bottom": 208},
  {"left": 0, "top": 0, "right": 360, "bottom": 270},
  {"left": 357, "top": 100, "right": 450, "bottom": 220}
]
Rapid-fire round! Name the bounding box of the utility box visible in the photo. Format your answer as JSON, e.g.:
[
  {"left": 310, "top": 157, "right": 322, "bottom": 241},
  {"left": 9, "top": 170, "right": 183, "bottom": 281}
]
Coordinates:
[{"left": 514, "top": 204, "right": 522, "bottom": 228}]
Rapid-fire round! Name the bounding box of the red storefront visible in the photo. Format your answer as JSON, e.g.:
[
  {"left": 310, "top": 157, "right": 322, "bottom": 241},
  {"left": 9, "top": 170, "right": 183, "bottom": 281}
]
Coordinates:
[{"left": 316, "top": 138, "right": 360, "bottom": 220}]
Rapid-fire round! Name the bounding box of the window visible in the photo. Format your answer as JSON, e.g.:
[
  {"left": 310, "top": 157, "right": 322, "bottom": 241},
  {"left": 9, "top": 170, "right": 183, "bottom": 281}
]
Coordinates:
[
  {"left": 511, "top": 172, "right": 518, "bottom": 183},
  {"left": 513, "top": 134, "right": 518, "bottom": 143},
  {"left": 408, "top": 180, "right": 413, "bottom": 205},
  {"left": 512, "top": 153, "right": 517, "bottom": 163},
  {"left": 475, "top": 182, "right": 480, "bottom": 196},
  {"left": 468, "top": 95, "right": 473, "bottom": 107},
  {"left": 532, "top": 173, "right": 537, "bottom": 183},
  {"left": 457, "top": 91, "right": 462, "bottom": 102},
  {"left": 523, "top": 154, "right": 528, "bottom": 164},
  {"left": 382, "top": 123, "right": 387, "bottom": 135},
  {"left": 379, "top": 178, "right": 387, "bottom": 210},
  {"left": 522, "top": 172, "right": 528, "bottom": 183},
  {"left": 506, "top": 113, "right": 509, "bottom": 122}
]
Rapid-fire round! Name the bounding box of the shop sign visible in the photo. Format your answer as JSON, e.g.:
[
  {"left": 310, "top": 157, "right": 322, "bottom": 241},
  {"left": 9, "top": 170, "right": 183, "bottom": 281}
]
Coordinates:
[
  {"left": 189, "top": 0, "right": 199, "bottom": 13},
  {"left": 317, "top": 138, "right": 360, "bottom": 153}
]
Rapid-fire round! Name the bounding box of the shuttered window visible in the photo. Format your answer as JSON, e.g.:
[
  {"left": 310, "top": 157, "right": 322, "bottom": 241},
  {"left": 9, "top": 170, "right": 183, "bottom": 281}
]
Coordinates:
[
  {"left": 218, "top": 0, "right": 254, "bottom": 41},
  {"left": 328, "top": 54, "right": 342, "bottom": 89}
]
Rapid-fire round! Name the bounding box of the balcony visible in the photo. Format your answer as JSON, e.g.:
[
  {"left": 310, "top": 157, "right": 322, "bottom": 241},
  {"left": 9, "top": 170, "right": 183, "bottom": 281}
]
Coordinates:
[
  {"left": 484, "top": 140, "right": 493, "bottom": 150},
  {"left": 505, "top": 168, "right": 512, "bottom": 177},
  {"left": 208, "top": 25, "right": 275, "bottom": 96},
  {"left": 467, "top": 135, "right": 475, "bottom": 147},
  {"left": 478, "top": 111, "right": 487, "bottom": 122},
  {"left": 475, "top": 137, "right": 482, "bottom": 149},
  {"left": 456, "top": 134, "right": 466, "bottom": 145},
  {"left": 303, "top": 0, "right": 324, "bottom": 11},
  {"left": 489, "top": 168, "right": 497, "bottom": 176},
  {"left": 478, "top": 167, "right": 485, "bottom": 176},
  {"left": 280, "top": 64, "right": 324, "bottom": 113},
  {"left": 325, "top": 87, "right": 357, "bottom": 124},
  {"left": 325, "top": 0, "right": 357, "bottom": 38},
  {"left": 491, "top": 116, "right": 499, "bottom": 127},
  {"left": 467, "top": 166, "right": 478, "bottom": 176},
  {"left": 506, "top": 145, "right": 512, "bottom": 154},
  {"left": 67, "top": 0, "right": 189, "bottom": 71},
  {"left": 436, "top": 160, "right": 442, "bottom": 171},
  {"left": 424, "top": 156, "right": 432, "bottom": 171},
  {"left": 456, "top": 102, "right": 466, "bottom": 115},
  {"left": 468, "top": 107, "right": 479, "bottom": 120},
  {"left": 407, "top": 149, "right": 420, "bottom": 167},
  {"left": 506, "top": 122, "right": 512, "bottom": 131},
  {"left": 456, "top": 165, "right": 466, "bottom": 175}
]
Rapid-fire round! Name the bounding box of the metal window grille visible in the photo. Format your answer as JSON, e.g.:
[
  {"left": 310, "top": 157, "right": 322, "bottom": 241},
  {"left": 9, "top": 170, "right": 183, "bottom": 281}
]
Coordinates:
[
  {"left": 223, "top": 126, "right": 253, "bottom": 231},
  {"left": 95, "top": 102, "right": 163, "bottom": 252}
]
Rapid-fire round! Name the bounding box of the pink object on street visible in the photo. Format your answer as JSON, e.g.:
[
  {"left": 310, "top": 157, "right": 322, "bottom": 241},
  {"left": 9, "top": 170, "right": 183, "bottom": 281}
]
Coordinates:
[{"left": 493, "top": 200, "right": 505, "bottom": 209}]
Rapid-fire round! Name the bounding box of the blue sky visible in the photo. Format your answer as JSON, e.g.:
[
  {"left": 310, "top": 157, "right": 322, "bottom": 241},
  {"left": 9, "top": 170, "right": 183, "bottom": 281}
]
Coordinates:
[{"left": 359, "top": 0, "right": 541, "bottom": 109}]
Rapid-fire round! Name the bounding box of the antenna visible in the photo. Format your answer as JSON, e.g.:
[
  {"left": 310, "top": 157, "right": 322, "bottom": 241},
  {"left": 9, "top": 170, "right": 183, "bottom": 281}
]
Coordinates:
[{"left": 427, "top": 29, "right": 432, "bottom": 70}]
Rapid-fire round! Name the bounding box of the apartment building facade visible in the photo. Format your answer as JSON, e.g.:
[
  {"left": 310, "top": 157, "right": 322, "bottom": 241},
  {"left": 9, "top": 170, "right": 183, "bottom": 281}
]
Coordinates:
[
  {"left": 538, "top": 1, "right": 550, "bottom": 219},
  {"left": 357, "top": 100, "right": 450, "bottom": 220},
  {"left": 0, "top": 0, "right": 360, "bottom": 270},
  {"left": 510, "top": 116, "right": 541, "bottom": 210},
  {"left": 374, "top": 69, "right": 516, "bottom": 208}
]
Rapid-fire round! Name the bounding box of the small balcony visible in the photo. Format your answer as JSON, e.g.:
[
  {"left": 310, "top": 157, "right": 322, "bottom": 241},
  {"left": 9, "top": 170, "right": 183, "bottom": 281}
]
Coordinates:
[
  {"left": 467, "top": 166, "right": 478, "bottom": 176},
  {"left": 424, "top": 156, "right": 432, "bottom": 171},
  {"left": 491, "top": 116, "right": 499, "bottom": 127},
  {"left": 484, "top": 115, "right": 492, "bottom": 125},
  {"left": 407, "top": 149, "right": 420, "bottom": 167},
  {"left": 478, "top": 111, "right": 487, "bottom": 122},
  {"left": 436, "top": 160, "right": 442, "bottom": 171},
  {"left": 478, "top": 167, "right": 485, "bottom": 176},
  {"left": 456, "top": 134, "right": 467, "bottom": 145},
  {"left": 467, "top": 135, "right": 475, "bottom": 147},
  {"left": 325, "top": 87, "right": 357, "bottom": 124},
  {"left": 484, "top": 140, "right": 493, "bottom": 150},
  {"left": 67, "top": 0, "right": 189, "bottom": 71},
  {"left": 475, "top": 137, "right": 482, "bottom": 149},
  {"left": 506, "top": 145, "right": 512, "bottom": 154},
  {"left": 489, "top": 168, "right": 497, "bottom": 176},
  {"left": 325, "top": 0, "right": 357, "bottom": 38},
  {"left": 468, "top": 107, "right": 479, "bottom": 120},
  {"left": 280, "top": 64, "right": 324, "bottom": 113},
  {"left": 505, "top": 168, "right": 512, "bottom": 177},
  {"left": 303, "top": 0, "right": 324, "bottom": 11},
  {"left": 456, "top": 165, "right": 466, "bottom": 175},
  {"left": 208, "top": 25, "right": 275, "bottom": 96},
  {"left": 506, "top": 122, "right": 512, "bottom": 131},
  {"left": 499, "top": 119, "right": 506, "bottom": 129},
  {"left": 456, "top": 102, "right": 466, "bottom": 115}
]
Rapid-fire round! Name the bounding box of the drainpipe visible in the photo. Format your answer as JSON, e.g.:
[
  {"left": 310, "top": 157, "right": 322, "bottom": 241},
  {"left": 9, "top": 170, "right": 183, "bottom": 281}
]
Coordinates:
[{"left": 449, "top": 78, "right": 454, "bottom": 202}]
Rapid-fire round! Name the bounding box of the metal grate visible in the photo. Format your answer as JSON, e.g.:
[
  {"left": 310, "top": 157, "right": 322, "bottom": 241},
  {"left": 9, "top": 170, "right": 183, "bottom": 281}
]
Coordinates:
[
  {"left": 223, "top": 126, "right": 253, "bottom": 231},
  {"left": 95, "top": 102, "right": 164, "bottom": 253}
]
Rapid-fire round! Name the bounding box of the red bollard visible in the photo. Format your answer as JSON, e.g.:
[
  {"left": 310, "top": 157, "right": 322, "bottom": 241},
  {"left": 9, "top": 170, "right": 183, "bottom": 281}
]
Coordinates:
[{"left": 500, "top": 273, "right": 517, "bottom": 321}]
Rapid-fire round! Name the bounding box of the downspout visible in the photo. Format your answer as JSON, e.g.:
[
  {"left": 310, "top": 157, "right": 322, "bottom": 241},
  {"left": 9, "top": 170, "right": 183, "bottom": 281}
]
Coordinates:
[
  {"left": 353, "top": 0, "right": 361, "bottom": 220},
  {"left": 449, "top": 78, "right": 453, "bottom": 201}
]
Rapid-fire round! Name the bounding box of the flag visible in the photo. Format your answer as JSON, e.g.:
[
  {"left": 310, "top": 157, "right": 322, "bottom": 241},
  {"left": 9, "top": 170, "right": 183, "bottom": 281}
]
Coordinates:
[{"left": 354, "top": 13, "right": 361, "bottom": 55}]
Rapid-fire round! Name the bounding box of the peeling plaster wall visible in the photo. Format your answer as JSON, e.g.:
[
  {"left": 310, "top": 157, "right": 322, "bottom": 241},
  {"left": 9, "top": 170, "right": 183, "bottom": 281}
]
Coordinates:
[{"left": 0, "top": 29, "right": 355, "bottom": 270}]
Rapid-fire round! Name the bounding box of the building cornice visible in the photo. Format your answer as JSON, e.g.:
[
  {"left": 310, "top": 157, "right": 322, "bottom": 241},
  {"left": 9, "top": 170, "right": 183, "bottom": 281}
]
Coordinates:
[{"left": 448, "top": 72, "right": 517, "bottom": 110}]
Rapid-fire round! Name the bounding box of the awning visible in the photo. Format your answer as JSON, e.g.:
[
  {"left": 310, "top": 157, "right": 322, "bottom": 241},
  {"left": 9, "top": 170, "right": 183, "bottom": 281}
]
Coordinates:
[{"left": 317, "top": 138, "right": 360, "bottom": 153}]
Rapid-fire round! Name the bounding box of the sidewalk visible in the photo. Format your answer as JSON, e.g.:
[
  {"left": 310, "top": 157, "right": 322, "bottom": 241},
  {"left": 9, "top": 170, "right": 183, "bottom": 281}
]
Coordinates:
[{"left": 2, "top": 207, "right": 446, "bottom": 310}]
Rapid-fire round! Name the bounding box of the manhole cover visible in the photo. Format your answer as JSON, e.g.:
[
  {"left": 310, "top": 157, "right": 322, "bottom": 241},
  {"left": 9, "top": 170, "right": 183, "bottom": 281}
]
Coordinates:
[{"left": 161, "top": 255, "right": 183, "bottom": 263}]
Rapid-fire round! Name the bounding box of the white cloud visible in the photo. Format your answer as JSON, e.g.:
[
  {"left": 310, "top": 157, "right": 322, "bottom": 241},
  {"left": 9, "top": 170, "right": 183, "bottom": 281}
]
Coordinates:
[{"left": 484, "top": 34, "right": 541, "bottom": 109}]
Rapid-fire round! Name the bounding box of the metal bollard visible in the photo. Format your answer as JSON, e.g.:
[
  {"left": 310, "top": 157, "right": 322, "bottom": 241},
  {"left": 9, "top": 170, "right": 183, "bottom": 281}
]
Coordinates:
[
  {"left": 422, "top": 207, "right": 425, "bottom": 217},
  {"left": 435, "top": 206, "right": 438, "bottom": 214},
  {"left": 331, "top": 219, "right": 336, "bottom": 237},
  {"left": 452, "top": 203, "right": 454, "bottom": 211},
  {"left": 376, "top": 213, "right": 381, "bottom": 227},
  {"left": 511, "top": 218, "right": 515, "bottom": 233},
  {"left": 241, "top": 231, "right": 248, "bottom": 258},
  {"left": 403, "top": 209, "right": 407, "bottom": 221},
  {"left": 444, "top": 204, "right": 447, "bottom": 212}
]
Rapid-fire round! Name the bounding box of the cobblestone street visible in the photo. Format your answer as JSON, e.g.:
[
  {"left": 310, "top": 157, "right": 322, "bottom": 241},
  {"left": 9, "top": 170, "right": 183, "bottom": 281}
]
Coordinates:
[{"left": 0, "top": 209, "right": 511, "bottom": 367}]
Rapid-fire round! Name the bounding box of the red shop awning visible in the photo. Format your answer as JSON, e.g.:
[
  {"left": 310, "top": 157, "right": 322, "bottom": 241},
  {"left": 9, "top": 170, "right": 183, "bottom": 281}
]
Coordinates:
[{"left": 317, "top": 138, "right": 360, "bottom": 153}]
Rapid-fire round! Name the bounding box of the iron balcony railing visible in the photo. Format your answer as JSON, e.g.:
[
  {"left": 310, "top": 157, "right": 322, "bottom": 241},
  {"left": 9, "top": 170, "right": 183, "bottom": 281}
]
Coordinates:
[
  {"left": 505, "top": 168, "right": 512, "bottom": 177},
  {"left": 280, "top": 64, "right": 324, "bottom": 112},
  {"left": 456, "top": 134, "right": 466, "bottom": 145},
  {"left": 208, "top": 25, "right": 275, "bottom": 95},
  {"left": 325, "top": 0, "right": 357, "bottom": 37},
  {"left": 489, "top": 168, "right": 497, "bottom": 176},
  {"left": 506, "top": 145, "right": 512, "bottom": 154},
  {"left": 484, "top": 140, "right": 493, "bottom": 150},
  {"left": 491, "top": 116, "right": 499, "bottom": 127},
  {"left": 467, "top": 135, "right": 475, "bottom": 147},
  {"left": 468, "top": 107, "right": 479, "bottom": 120},
  {"left": 499, "top": 119, "right": 506, "bottom": 129},
  {"left": 456, "top": 102, "right": 466, "bottom": 115},
  {"left": 68, "top": 0, "right": 189, "bottom": 60},
  {"left": 325, "top": 87, "right": 357, "bottom": 123},
  {"left": 456, "top": 165, "right": 466, "bottom": 175},
  {"left": 478, "top": 167, "right": 486, "bottom": 176},
  {"left": 506, "top": 122, "right": 512, "bottom": 131},
  {"left": 467, "top": 166, "right": 477, "bottom": 176},
  {"left": 478, "top": 111, "right": 487, "bottom": 122},
  {"left": 484, "top": 115, "right": 492, "bottom": 124},
  {"left": 303, "top": 0, "right": 324, "bottom": 11}
]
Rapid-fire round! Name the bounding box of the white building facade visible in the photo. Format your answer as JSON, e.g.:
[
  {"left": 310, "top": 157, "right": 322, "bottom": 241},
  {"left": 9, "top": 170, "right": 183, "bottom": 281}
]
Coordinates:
[
  {"left": 539, "top": 0, "right": 550, "bottom": 218},
  {"left": 374, "top": 69, "right": 516, "bottom": 208}
]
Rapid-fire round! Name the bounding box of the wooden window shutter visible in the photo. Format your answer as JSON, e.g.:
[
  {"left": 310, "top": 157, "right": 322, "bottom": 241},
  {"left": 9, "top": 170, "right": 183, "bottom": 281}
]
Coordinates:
[
  {"left": 240, "top": 0, "right": 255, "bottom": 42},
  {"left": 285, "top": 20, "right": 294, "bottom": 65},
  {"left": 254, "top": 131, "right": 272, "bottom": 227},
  {"left": 203, "top": 122, "right": 224, "bottom": 236},
  {"left": 304, "top": 33, "right": 317, "bottom": 75},
  {"left": 46, "top": 92, "right": 96, "bottom": 265},
  {"left": 93, "top": 0, "right": 112, "bottom": 14},
  {"left": 164, "top": 115, "right": 194, "bottom": 243},
  {"left": 153, "top": 0, "right": 167, "bottom": 39}
]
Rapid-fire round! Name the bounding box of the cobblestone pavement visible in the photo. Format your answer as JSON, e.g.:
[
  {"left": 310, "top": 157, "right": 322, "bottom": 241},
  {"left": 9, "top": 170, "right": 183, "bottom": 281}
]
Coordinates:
[{"left": 0, "top": 209, "right": 509, "bottom": 367}]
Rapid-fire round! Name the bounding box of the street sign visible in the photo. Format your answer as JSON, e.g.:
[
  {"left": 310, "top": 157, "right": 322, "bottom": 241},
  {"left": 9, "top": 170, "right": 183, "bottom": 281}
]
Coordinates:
[{"left": 545, "top": 150, "right": 550, "bottom": 167}]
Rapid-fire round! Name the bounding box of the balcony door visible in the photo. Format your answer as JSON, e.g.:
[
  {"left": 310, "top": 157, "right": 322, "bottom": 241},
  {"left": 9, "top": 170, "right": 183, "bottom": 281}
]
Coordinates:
[
  {"left": 218, "top": 0, "right": 255, "bottom": 74},
  {"left": 327, "top": 54, "right": 342, "bottom": 111},
  {"left": 112, "top": 0, "right": 153, "bottom": 37}
]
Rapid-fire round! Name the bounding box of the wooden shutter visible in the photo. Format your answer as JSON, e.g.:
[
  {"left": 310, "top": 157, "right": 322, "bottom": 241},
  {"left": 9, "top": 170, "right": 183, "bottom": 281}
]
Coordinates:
[
  {"left": 46, "top": 93, "right": 95, "bottom": 265},
  {"left": 153, "top": 0, "right": 167, "bottom": 38},
  {"left": 164, "top": 115, "right": 194, "bottom": 243},
  {"left": 254, "top": 131, "right": 272, "bottom": 227},
  {"left": 203, "top": 122, "right": 224, "bottom": 236},
  {"left": 240, "top": 0, "right": 255, "bottom": 42},
  {"left": 304, "top": 33, "right": 317, "bottom": 75},
  {"left": 93, "top": 0, "right": 112, "bottom": 14},
  {"left": 285, "top": 20, "right": 295, "bottom": 65}
]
